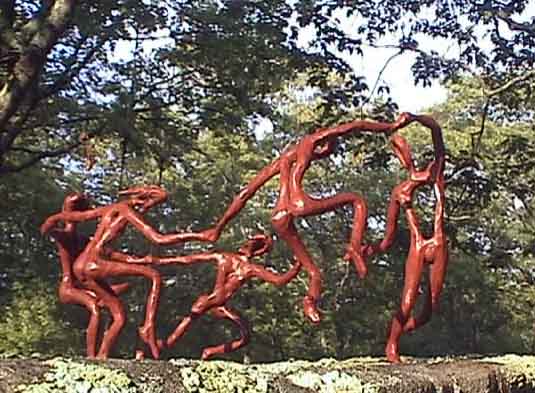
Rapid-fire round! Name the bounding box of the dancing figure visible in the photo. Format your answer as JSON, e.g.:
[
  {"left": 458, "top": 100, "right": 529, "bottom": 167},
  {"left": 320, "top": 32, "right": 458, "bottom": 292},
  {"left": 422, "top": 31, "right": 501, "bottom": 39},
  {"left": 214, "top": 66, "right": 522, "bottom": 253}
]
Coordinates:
[
  {"left": 161, "top": 234, "right": 301, "bottom": 359},
  {"left": 41, "top": 185, "right": 198, "bottom": 359},
  {"left": 368, "top": 115, "right": 448, "bottom": 363},
  {"left": 47, "top": 193, "right": 132, "bottom": 357},
  {"left": 190, "top": 114, "right": 414, "bottom": 323}
]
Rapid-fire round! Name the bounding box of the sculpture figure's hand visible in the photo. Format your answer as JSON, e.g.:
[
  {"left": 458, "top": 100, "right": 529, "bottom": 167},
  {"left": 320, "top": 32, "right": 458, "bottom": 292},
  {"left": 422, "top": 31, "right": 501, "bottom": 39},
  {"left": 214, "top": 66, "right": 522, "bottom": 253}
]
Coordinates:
[
  {"left": 343, "top": 246, "right": 368, "bottom": 279},
  {"left": 362, "top": 243, "right": 379, "bottom": 258},
  {"left": 128, "top": 255, "right": 155, "bottom": 264},
  {"left": 40, "top": 216, "right": 59, "bottom": 235},
  {"left": 391, "top": 112, "right": 414, "bottom": 133},
  {"left": 197, "top": 228, "right": 220, "bottom": 243}
]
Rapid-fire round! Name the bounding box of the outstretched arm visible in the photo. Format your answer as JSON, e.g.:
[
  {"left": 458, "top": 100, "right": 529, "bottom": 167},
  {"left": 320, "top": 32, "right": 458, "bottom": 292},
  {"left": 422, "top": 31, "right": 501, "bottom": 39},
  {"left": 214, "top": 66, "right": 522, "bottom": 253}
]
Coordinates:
[
  {"left": 107, "top": 249, "right": 152, "bottom": 264},
  {"left": 41, "top": 207, "right": 106, "bottom": 234},
  {"left": 159, "top": 252, "right": 218, "bottom": 265},
  {"left": 251, "top": 260, "right": 301, "bottom": 286},
  {"left": 310, "top": 112, "right": 414, "bottom": 143},
  {"left": 193, "top": 160, "right": 281, "bottom": 242},
  {"left": 123, "top": 207, "right": 198, "bottom": 245}
]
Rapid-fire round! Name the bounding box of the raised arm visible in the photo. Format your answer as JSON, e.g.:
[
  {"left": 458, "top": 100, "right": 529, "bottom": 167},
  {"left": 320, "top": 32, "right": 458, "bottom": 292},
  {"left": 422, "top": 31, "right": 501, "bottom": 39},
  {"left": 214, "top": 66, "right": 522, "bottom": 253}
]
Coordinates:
[
  {"left": 194, "top": 160, "right": 282, "bottom": 242},
  {"left": 251, "top": 260, "right": 301, "bottom": 286},
  {"left": 310, "top": 112, "right": 413, "bottom": 143},
  {"left": 41, "top": 207, "right": 106, "bottom": 235},
  {"left": 409, "top": 114, "right": 445, "bottom": 162}
]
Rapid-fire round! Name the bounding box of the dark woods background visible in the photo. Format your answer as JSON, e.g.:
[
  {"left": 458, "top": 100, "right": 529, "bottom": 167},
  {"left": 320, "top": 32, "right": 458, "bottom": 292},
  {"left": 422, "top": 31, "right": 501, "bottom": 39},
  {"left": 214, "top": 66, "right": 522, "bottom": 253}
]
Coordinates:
[{"left": 1, "top": 1, "right": 534, "bottom": 361}]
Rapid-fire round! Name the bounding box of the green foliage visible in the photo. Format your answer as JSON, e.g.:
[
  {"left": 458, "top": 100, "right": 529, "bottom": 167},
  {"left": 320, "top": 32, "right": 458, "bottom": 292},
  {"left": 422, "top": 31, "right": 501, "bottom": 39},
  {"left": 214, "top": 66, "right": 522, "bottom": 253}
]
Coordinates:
[{"left": 0, "top": 280, "right": 73, "bottom": 357}]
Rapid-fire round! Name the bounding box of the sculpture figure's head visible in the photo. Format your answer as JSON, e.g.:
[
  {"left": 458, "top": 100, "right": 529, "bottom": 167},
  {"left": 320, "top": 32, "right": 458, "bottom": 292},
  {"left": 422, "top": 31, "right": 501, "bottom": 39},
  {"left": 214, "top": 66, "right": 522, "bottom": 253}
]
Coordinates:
[
  {"left": 390, "top": 133, "right": 414, "bottom": 172},
  {"left": 239, "top": 233, "right": 273, "bottom": 257},
  {"left": 62, "top": 193, "right": 89, "bottom": 212},
  {"left": 119, "top": 185, "right": 168, "bottom": 211}
]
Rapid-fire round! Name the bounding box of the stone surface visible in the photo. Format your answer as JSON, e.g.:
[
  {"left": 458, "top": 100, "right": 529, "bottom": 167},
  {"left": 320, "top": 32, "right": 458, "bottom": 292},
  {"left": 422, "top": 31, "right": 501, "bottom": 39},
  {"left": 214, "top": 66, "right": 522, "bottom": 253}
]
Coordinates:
[{"left": 1, "top": 355, "right": 534, "bottom": 393}]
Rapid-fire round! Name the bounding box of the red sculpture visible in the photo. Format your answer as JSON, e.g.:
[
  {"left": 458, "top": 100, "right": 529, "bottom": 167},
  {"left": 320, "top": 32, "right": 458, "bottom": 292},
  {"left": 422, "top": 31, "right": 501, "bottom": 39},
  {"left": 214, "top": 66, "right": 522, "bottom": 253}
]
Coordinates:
[
  {"left": 159, "top": 234, "right": 301, "bottom": 359},
  {"left": 367, "top": 114, "right": 447, "bottom": 363},
  {"left": 192, "top": 114, "right": 415, "bottom": 324},
  {"left": 47, "top": 193, "right": 130, "bottom": 357},
  {"left": 41, "top": 186, "right": 200, "bottom": 359},
  {"left": 40, "top": 112, "right": 448, "bottom": 363}
]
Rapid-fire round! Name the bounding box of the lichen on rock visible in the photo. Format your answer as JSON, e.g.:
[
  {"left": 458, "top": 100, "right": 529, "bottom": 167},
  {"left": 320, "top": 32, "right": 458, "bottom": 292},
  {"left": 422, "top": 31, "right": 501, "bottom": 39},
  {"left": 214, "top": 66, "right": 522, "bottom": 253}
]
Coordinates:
[
  {"left": 17, "top": 358, "right": 138, "bottom": 393},
  {"left": 177, "top": 361, "right": 270, "bottom": 393}
]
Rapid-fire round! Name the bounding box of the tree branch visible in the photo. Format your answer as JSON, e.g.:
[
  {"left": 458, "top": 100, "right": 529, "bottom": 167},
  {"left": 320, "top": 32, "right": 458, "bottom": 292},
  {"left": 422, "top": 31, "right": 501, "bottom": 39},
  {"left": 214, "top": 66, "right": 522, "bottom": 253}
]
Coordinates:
[
  {"left": 0, "top": 139, "right": 82, "bottom": 175},
  {"left": 0, "top": 0, "right": 77, "bottom": 161},
  {"left": 484, "top": 69, "right": 535, "bottom": 97}
]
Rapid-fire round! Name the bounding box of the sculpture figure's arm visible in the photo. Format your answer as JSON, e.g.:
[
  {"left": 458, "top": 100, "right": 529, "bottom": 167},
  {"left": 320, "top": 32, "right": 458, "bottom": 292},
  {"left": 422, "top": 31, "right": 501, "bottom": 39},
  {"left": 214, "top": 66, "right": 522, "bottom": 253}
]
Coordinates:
[
  {"left": 208, "top": 160, "right": 281, "bottom": 237},
  {"left": 250, "top": 260, "right": 301, "bottom": 286},
  {"left": 375, "top": 195, "right": 402, "bottom": 253},
  {"left": 106, "top": 249, "right": 151, "bottom": 264},
  {"left": 123, "top": 207, "right": 194, "bottom": 245},
  {"left": 432, "top": 179, "right": 446, "bottom": 233},
  {"left": 409, "top": 114, "right": 445, "bottom": 162},
  {"left": 112, "top": 251, "right": 219, "bottom": 265},
  {"left": 410, "top": 161, "right": 436, "bottom": 182},
  {"left": 310, "top": 112, "right": 413, "bottom": 143},
  {"left": 41, "top": 207, "right": 106, "bottom": 234}
]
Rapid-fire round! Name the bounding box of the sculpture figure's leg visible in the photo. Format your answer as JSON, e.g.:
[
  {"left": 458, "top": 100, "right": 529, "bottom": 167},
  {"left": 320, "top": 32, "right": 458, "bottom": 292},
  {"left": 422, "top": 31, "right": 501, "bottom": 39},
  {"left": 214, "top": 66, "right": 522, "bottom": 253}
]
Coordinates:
[
  {"left": 108, "top": 282, "right": 130, "bottom": 296},
  {"left": 404, "top": 248, "right": 448, "bottom": 333},
  {"left": 294, "top": 192, "right": 369, "bottom": 279},
  {"left": 385, "top": 249, "right": 424, "bottom": 363},
  {"left": 82, "top": 278, "right": 126, "bottom": 359},
  {"left": 88, "top": 259, "right": 162, "bottom": 359},
  {"left": 271, "top": 210, "right": 321, "bottom": 324},
  {"left": 166, "top": 315, "right": 196, "bottom": 348},
  {"left": 166, "top": 294, "right": 213, "bottom": 348},
  {"left": 201, "top": 306, "right": 250, "bottom": 360},
  {"left": 60, "top": 287, "right": 100, "bottom": 358}
]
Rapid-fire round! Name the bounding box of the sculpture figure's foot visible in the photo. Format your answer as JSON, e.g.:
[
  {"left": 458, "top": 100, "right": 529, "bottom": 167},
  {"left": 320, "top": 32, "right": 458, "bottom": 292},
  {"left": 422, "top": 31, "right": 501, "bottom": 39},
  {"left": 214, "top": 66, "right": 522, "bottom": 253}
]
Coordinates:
[
  {"left": 402, "top": 317, "right": 417, "bottom": 333},
  {"left": 201, "top": 347, "right": 218, "bottom": 360},
  {"left": 385, "top": 342, "right": 401, "bottom": 363},
  {"left": 138, "top": 324, "right": 161, "bottom": 359},
  {"left": 343, "top": 247, "right": 368, "bottom": 279},
  {"left": 135, "top": 349, "right": 145, "bottom": 360},
  {"left": 362, "top": 243, "right": 378, "bottom": 258},
  {"left": 303, "top": 296, "right": 321, "bottom": 324}
]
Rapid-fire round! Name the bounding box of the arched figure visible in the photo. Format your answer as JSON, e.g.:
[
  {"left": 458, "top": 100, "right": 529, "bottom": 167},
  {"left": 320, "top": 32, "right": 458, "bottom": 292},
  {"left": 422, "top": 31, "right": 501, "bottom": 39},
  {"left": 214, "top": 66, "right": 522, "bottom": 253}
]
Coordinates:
[
  {"left": 189, "top": 114, "right": 414, "bottom": 323},
  {"left": 48, "top": 193, "right": 131, "bottom": 357},
  {"left": 368, "top": 115, "right": 448, "bottom": 363},
  {"left": 41, "top": 185, "right": 199, "bottom": 359},
  {"left": 161, "top": 234, "right": 301, "bottom": 359}
]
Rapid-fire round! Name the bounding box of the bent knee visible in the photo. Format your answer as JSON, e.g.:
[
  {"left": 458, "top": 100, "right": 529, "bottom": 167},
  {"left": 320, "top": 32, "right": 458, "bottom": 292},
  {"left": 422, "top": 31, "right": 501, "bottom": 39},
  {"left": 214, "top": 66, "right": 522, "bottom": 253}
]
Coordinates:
[
  {"left": 271, "top": 209, "right": 291, "bottom": 230},
  {"left": 88, "top": 303, "right": 99, "bottom": 317}
]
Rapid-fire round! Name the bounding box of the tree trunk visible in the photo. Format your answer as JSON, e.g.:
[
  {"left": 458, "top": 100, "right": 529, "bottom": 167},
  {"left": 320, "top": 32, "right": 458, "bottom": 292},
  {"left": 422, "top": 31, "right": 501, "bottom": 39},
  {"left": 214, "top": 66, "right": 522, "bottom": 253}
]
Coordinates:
[{"left": 0, "top": 0, "right": 77, "bottom": 156}]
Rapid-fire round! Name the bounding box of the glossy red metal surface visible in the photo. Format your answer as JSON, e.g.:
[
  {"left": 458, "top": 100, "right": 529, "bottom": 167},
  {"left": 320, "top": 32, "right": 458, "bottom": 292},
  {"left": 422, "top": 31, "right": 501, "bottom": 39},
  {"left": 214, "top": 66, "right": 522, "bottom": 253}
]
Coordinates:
[
  {"left": 189, "top": 113, "right": 414, "bottom": 324},
  {"left": 41, "top": 186, "right": 198, "bottom": 359},
  {"left": 156, "top": 234, "right": 301, "bottom": 359},
  {"left": 367, "top": 114, "right": 448, "bottom": 363},
  {"left": 41, "top": 113, "right": 447, "bottom": 363}
]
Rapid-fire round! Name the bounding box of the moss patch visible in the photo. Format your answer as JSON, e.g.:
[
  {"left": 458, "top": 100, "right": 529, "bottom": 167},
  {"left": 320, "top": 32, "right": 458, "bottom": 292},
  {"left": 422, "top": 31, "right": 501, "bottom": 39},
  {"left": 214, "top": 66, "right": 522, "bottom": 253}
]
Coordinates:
[{"left": 16, "top": 358, "right": 150, "bottom": 393}]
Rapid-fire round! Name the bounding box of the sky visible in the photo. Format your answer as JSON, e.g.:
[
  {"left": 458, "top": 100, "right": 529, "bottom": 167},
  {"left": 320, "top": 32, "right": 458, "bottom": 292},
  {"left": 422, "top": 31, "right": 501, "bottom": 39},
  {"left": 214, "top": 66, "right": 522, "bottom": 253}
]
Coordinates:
[
  {"left": 112, "top": 6, "right": 449, "bottom": 116},
  {"left": 293, "top": 9, "right": 451, "bottom": 113}
]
